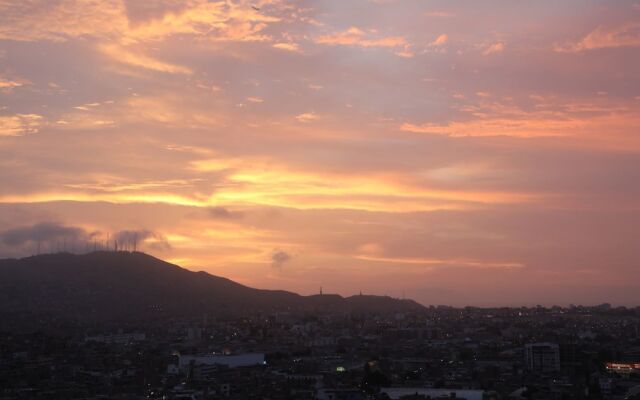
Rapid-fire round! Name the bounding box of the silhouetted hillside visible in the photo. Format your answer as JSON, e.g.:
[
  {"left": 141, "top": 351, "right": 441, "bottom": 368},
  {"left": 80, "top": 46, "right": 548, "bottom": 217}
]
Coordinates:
[{"left": 0, "top": 252, "right": 423, "bottom": 328}]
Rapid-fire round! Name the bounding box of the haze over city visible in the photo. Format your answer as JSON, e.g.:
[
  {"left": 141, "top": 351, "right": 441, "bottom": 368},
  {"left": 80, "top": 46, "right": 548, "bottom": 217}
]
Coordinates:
[{"left": 1, "top": 0, "right": 640, "bottom": 306}]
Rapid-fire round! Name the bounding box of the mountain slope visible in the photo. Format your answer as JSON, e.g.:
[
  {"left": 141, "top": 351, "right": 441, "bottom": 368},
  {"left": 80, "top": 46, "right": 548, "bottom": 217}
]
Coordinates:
[{"left": 0, "top": 251, "right": 423, "bottom": 326}]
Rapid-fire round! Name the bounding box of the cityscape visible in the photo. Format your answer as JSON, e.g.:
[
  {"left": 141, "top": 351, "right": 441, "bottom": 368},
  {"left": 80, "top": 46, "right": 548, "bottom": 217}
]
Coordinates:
[{"left": 0, "top": 251, "right": 639, "bottom": 399}]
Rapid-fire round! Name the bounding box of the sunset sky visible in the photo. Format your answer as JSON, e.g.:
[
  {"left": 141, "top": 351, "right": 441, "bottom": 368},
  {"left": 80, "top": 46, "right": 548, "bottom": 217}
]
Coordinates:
[{"left": 1, "top": 0, "right": 640, "bottom": 306}]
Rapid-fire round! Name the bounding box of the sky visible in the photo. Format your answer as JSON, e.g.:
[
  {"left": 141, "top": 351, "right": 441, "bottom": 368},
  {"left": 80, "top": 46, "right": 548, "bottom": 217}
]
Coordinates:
[{"left": 1, "top": 0, "right": 640, "bottom": 306}]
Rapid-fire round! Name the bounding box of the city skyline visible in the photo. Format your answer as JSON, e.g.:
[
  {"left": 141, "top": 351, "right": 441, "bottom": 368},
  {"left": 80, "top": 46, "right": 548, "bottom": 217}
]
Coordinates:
[{"left": 1, "top": 0, "right": 640, "bottom": 306}]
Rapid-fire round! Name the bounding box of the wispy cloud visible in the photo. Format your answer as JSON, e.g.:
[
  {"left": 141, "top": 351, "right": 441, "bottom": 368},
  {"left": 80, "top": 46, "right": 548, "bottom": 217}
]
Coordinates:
[
  {"left": 354, "top": 255, "right": 523, "bottom": 269},
  {"left": 99, "top": 44, "right": 192, "bottom": 75},
  {"left": 315, "top": 27, "right": 406, "bottom": 49},
  {"left": 0, "top": 75, "right": 30, "bottom": 92},
  {"left": 295, "top": 112, "right": 319, "bottom": 122},
  {"left": 430, "top": 34, "right": 448, "bottom": 46},
  {"left": 272, "top": 42, "right": 300, "bottom": 52},
  {"left": 0, "top": 222, "right": 88, "bottom": 247},
  {"left": 483, "top": 42, "right": 505, "bottom": 55},
  {"left": 424, "top": 11, "right": 455, "bottom": 18},
  {"left": 555, "top": 23, "right": 640, "bottom": 52},
  {"left": 401, "top": 98, "right": 640, "bottom": 140},
  {"left": 0, "top": 114, "right": 43, "bottom": 136}
]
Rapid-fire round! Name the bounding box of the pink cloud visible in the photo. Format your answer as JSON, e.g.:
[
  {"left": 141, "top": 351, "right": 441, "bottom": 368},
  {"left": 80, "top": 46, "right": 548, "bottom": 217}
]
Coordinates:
[{"left": 555, "top": 23, "right": 640, "bottom": 52}]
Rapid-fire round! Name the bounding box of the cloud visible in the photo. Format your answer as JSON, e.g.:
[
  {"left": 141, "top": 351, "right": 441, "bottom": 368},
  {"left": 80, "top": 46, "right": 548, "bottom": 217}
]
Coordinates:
[
  {"left": 0, "top": 75, "right": 30, "bottom": 92},
  {"left": 112, "top": 229, "right": 169, "bottom": 250},
  {"left": 354, "top": 241, "right": 522, "bottom": 269},
  {"left": 0, "top": 223, "right": 169, "bottom": 253},
  {"left": 0, "top": 0, "right": 280, "bottom": 44},
  {"left": 120, "top": 1, "right": 280, "bottom": 44},
  {"left": 295, "top": 112, "right": 319, "bottom": 122},
  {"left": 0, "top": 0, "right": 283, "bottom": 80},
  {"left": 555, "top": 23, "right": 640, "bottom": 52},
  {"left": 0, "top": 0, "right": 127, "bottom": 42},
  {"left": 271, "top": 249, "right": 291, "bottom": 268},
  {"left": 272, "top": 42, "right": 300, "bottom": 52},
  {"left": 315, "top": 27, "right": 406, "bottom": 49},
  {"left": 0, "top": 114, "right": 43, "bottom": 136},
  {"left": 0, "top": 222, "right": 89, "bottom": 247},
  {"left": 0, "top": 79, "right": 22, "bottom": 89},
  {"left": 208, "top": 206, "right": 244, "bottom": 220},
  {"left": 354, "top": 254, "right": 524, "bottom": 269},
  {"left": 124, "top": 95, "right": 223, "bottom": 128},
  {"left": 99, "top": 44, "right": 192, "bottom": 75},
  {"left": 483, "top": 42, "right": 505, "bottom": 55},
  {"left": 424, "top": 11, "right": 454, "bottom": 18},
  {"left": 430, "top": 34, "right": 448, "bottom": 46},
  {"left": 401, "top": 98, "right": 640, "bottom": 139}
]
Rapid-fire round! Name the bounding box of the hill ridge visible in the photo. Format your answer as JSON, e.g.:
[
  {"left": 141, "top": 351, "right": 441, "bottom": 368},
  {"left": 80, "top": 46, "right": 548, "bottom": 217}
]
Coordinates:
[{"left": 0, "top": 251, "right": 423, "bottom": 328}]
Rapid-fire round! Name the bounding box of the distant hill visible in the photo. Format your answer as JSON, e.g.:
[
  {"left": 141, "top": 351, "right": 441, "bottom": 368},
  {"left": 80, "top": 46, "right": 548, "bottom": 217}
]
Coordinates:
[{"left": 0, "top": 251, "right": 423, "bottom": 328}]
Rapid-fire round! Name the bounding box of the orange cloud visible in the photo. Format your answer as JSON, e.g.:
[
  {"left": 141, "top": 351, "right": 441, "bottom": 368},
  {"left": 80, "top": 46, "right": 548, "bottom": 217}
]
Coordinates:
[
  {"left": 0, "top": 0, "right": 127, "bottom": 42},
  {"left": 204, "top": 164, "right": 539, "bottom": 212},
  {"left": 315, "top": 27, "right": 406, "bottom": 49},
  {"left": 354, "top": 255, "right": 524, "bottom": 269},
  {"left": 0, "top": 0, "right": 284, "bottom": 79},
  {"left": 295, "top": 112, "right": 319, "bottom": 122},
  {"left": 483, "top": 42, "right": 505, "bottom": 55},
  {"left": 402, "top": 98, "right": 640, "bottom": 140},
  {"left": 272, "top": 42, "right": 300, "bottom": 52},
  {"left": 0, "top": 114, "right": 43, "bottom": 136},
  {"left": 0, "top": 75, "right": 30, "bottom": 92},
  {"left": 431, "top": 34, "right": 448, "bottom": 46}
]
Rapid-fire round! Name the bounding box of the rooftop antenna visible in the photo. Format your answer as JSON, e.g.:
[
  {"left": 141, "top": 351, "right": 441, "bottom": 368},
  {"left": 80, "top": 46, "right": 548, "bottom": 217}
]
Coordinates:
[
  {"left": 63, "top": 237, "right": 66, "bottom": 252},
  {"left": 115, "top": 240, "right": 118, "bottom": 252},
  {"left": 133, "top": 233, "right": 137, "bottom": 252},
  {"left": 320, "top": 286, "right": 323, "bottom": 296},
  {"left": 37, "top": 239, "right": 41, "bottom": 255}
]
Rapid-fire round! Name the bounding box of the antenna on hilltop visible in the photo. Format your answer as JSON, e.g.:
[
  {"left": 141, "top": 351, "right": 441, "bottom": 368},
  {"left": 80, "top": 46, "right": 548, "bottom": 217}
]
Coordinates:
[{"left": 320, "top": 286, "right": 323, "bottom": 296}]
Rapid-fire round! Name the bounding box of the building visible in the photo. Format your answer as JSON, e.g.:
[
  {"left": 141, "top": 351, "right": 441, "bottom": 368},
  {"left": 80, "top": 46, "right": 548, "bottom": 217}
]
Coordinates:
[
  {"left": 380, "top": 387, "right": 484, "bottom": 400},
  {"left": 524, "top": 343, "right": 560, "bottom": 373},
  {"left": 178, "top": 353, "right": 265, "bottom": 373}
]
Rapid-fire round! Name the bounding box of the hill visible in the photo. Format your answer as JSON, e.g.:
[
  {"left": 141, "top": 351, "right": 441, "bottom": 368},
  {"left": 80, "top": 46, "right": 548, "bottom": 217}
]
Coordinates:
[{"left": 0, "top": 251, "right": 423, "bottom": 328}]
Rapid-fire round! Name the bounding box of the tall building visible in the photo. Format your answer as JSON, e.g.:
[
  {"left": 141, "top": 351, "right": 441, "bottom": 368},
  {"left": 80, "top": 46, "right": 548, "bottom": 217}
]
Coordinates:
[{"left": 524, "top": 343, "right": 560, "bottom": 373}]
